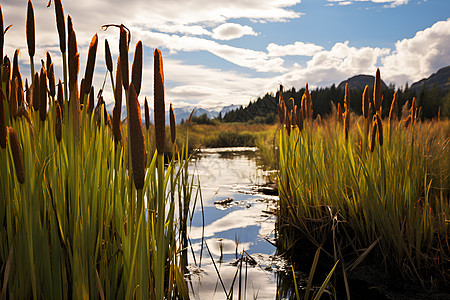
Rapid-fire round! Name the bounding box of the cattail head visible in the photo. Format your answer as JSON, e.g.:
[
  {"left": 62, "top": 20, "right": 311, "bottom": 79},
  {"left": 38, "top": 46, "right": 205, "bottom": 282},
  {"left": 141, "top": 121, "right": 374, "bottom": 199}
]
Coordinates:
[
  {"left": 26, "top": 0, "right": 35, "bottom": 58},
  {"left": 344, "top": 83, "right": 349, "bottom": 111},
  {"left": 388, "top": 92, "right": 398, "bottom": 122},
  {"left": 154, "top": 48, "right": 165, "bottom": 155},
  {"left": 12, "top": 49, "right": 23, "bottom": 90},
  {"left": 0, "top": 5, "right": 4, "bottom": 62},
  {"left": 112, "top": 106, "right": 122, "bottom": 145},
  {"left": 70, "top": 53, "right": 81, "bottom": 139},
  {"left": 32, "top": 72, "right": 40, "bottom": 111},
  {"left": 115, "top": 55, "right": 122, "bottom": 108},
  {"left": 67, "top": 20, "right": 78, "bottom": 91},
  {"left": 344, "top": 111, "right": 350, "bottom": 140},
  {"left": 131, "top": 41, "right": 143, "bottom": 96},
  {"left": 105, "top": 39, "right": 113, "bottom": 73},
  {"left": 170, "top": 103, "right": 176, "bottom": 144},
  {"left": 57, "top": 79, "right": 64, "bottom": 118},
  {"left": 55, "top": 102, "right": 62, "bottom": 143},
  {"left": 370, "top": 119, "right": 377, "bottom": 152},
  {"left": 3, "top": 56, "right": 10, "bottom": 83},
  {"left": 128, "top": 84, "right": 146, "bottom": 190},
  {"left": 362, "top": 85, "right": 369, "bottom": 119},
  {"left": 277, "top": 99, "right": 285, "bottom": 125},
  {"left": 47, "top": 62, "right": 56, "bottom": 99},
  {"left": 39, "top": 67, "right": 47, "bottom": 121},
  {"left": 410, "top": 97, "right": 416, "bottom": 123},
  {"left": 285, "top": 111, "right": 291, "bottom": 136},
  {"left": 79, "top": 78, "right": 85, "bottom": 105},
  {"left": 278, "top": 84, "right": 283, "bottom": 104},
  {"left": 373, "top": 68, "right": 381, "bottom": 113},
  {"left": 83, "top": 34, "right": 98, "bottom": 95},
  {"left": 54, "top": 0, "right": 66, "bottom": 53},
  {"left": 0, "top": 89, "right": 6, "bottom": 148},
  {"left": 374, "top": 114, "right": 383, "bottom": 146},
  {"left": 88, "top": 86, "right": 94, "bottom": 114},
  {"left": 8, "top": 127, "right": 25, "bottom": 184},
  {"left": 119, "top": 25, "right": 129, "bottom": 90},
  {"left": 144, "top": 96, "right": 150, "bottom": 130}
]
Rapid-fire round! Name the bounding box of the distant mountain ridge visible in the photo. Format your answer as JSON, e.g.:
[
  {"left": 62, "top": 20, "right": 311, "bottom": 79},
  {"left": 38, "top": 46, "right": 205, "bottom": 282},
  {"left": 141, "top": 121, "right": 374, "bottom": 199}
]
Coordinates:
[
  {"left": 338, "top": 75, "right": 388, "bottom": 91},
  {"left": 410, "top": 66, "right": 450, "bottom": 95}
]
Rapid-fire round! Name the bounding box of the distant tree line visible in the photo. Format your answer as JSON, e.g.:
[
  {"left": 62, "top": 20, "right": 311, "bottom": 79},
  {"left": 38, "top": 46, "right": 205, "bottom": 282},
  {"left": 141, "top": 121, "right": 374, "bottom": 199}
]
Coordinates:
[{"left": 219, "top": 83, "right": 450, "bottom": 123}]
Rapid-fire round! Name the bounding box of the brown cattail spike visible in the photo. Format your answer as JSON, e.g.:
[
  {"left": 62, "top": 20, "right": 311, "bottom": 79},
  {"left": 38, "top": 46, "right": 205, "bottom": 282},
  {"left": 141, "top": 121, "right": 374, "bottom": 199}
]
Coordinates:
[
  {"left": 83, "top": 34, "right": 98, "bottom": 95},
  {"left": 388, "top": 92, "right": 398, "bottom": 122},
  {"left": 55, "top": 102, "right": 62, "bottom": 142},
  {"left": 26, "top": 0, "right": 35, "bottom": 58},
  {"left": 67, "top": 20, "right": 78, "bottom": 90},
  {"left": 375, "top": 114, "right": 383, "bottom": 146},
  {"left": 410, "top": 97, "right": 416, "bottom": 123},
  {"left": 32, "top": 72, "right": 40, "bottom": 111},
  {"left": 105, "top": 39, "right": 113, "bottom": 73},
  {"left": 39, "top": 67, "right": 47, "bottom": 121},
  {"left": 170, "top": 103, "right": 176, "bottom": 144},
  {"left": 154, "top": 48, "right": 165, "bottom": 155},
  {"left": 370, "top": 119, "right": 377, "bottom": 152},
  {"left": 48, "top": 63, "right": 56, "bottom": 99},
  {"left": 70, "top": 53, "right": 81, "bottom": 139},
  {"left": 8, "top": 127, "right": 25, "bottom": 184},
  {"left": 128, "top": 84, "right": 146, "bottom": 190},
  {"left": 144, "top": 97, "right": 150, "bottom": 130},
  {"left": 57, "top": 79, "right": 64, "bottom": 118},
  {"left": 131, "top": 41, "right": 143, "bottom": 96},
  {"left": 344, "top": 110, "right": 350, "bottom": 140},
  {"left": 373, "top": 68, "right": 382, "bottom": 113},
  {"left": 112, "top": 105, "right": 122, "bottom": 144},
  {"left": 362, "top": 85, "right": 369, "bottom": 119},
  {"left": 0, "top": 89, "right": 6, "bottom": 148},
  {"left": 286, "top": 111, "right": 291, "bottom": 136},
  {"left": 12, "top": 49, "right": 23, "bottom": 90},
  {"left": 54, "top": 0, "right": 66, "bottom": 53},
  {"left": 119, "top": 25, "right": 129, "bottom": 90}
]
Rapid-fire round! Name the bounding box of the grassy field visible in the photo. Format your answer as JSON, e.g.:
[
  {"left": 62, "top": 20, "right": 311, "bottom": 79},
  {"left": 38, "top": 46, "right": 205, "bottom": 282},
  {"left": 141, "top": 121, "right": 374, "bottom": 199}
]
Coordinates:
[{"left": 275, "top": 79, "right": 450, "bottom": 297}]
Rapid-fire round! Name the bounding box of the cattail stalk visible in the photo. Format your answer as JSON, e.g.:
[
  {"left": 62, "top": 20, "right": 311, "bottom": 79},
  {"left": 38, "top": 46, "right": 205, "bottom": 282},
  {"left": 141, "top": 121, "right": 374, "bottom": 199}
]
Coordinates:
[
  {"left": 119, "top": 25, "right": 129, "bottom": 91},
  {"left": 8, "top": 127, "right": 25, "bottom": 184},
  {"left": 55, "top": 102, "right": 62, "bottom": 142},
  {"left": 105, "top": 39, "right": 114, "bottom": 90},
  {"left": 10, "top": 78, "right": 18, "bottom": 119},
  {"left": 112, "top": 56, "right": 122, "bottom": 145},
  {"left": 57, "top": 79, "right": 64, "bottom": 119},
  {"left": 154, "top": 48, "right": 165, "bottom": 156},
  {"left": 54, "top": 0, "right": 68, "bottom": 100},
  {"left": 26, "top": 0, "right": 35, "bottom": 84},
  {"left": 131, "top": 41, "right": 143, "bottom": 96},
  {"left": 374, "top": 68, "right": 382, "bottom": 114},
  {"left": 0, "top": 89, "right": 6, "bottom": 148}
]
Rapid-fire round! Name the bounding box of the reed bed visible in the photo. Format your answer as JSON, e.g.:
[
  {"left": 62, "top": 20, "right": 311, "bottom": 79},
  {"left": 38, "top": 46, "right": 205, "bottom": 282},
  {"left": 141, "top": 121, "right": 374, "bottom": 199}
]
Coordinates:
[
  {"left": 0, "top": 1, "right": 195, "bottom": 299},
  {"left": 276, "top": 73, "right": 450, "bottom": 294}
]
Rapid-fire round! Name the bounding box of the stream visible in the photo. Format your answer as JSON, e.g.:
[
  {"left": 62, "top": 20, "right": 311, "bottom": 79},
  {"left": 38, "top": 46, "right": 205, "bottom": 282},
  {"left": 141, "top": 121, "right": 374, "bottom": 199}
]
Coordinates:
[{"left": 187, "top": 147, "right": 285, "bottom": 299}]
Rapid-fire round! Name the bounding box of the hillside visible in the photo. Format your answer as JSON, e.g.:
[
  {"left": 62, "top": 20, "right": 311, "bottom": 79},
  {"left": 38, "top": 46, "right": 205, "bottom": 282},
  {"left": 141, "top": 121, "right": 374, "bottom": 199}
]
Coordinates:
[{"left": 411, "top": 66, "right": 450, "bottom": 95}]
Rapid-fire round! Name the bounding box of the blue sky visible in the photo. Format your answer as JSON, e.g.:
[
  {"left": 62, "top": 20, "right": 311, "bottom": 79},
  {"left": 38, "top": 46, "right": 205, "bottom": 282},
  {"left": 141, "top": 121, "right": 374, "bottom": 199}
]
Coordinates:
[{"left": 2, "top": 0, "right": 450, "bottom": 110}]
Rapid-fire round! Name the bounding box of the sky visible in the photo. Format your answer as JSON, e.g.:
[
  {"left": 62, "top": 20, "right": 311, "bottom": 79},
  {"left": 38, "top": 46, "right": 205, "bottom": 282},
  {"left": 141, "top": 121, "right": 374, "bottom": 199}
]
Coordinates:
[{"left": 2, "top": 0, "right": 450, "bottom": 111}]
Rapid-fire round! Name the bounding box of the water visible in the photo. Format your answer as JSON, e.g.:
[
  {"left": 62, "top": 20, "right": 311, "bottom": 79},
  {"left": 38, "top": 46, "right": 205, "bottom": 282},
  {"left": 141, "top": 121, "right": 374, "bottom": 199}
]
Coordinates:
[{"left": 187, "top": 147, "right": 284, "bottom": 299}]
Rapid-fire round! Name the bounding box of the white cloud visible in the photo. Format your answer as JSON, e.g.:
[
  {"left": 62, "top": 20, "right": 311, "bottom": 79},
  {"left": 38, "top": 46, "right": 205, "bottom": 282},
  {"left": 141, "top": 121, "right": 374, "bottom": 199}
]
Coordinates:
[
  {"left": 327, "top": 0, "right": 408, "bottom": 7},
  {"left": 381, "top": 18, "right": 450, "bottom": 85},
  {"left": 212, "top": 23, "right": 257, "bottom": 40},
  {"left": 267, "top": 41, "right": 324, "bottom": 57}
]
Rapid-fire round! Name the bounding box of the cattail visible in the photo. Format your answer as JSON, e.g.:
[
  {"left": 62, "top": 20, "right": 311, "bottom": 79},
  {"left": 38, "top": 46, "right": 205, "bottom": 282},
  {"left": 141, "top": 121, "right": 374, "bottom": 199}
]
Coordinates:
[
  {"left": 47, "top": 63, "right": 56, "bottom": 99},
  {"left": 57, "top": 79, "right": 64, "bottom": 118},
  {"left": 67, "top": 20, "right": 78, "bottom": 90},
  {"left": 437, "top": 107, "right": 441, "bottom": 122},
  {"left": 26, "top": 0, "right": 35, "bottom": 59},
  {"left": 154, "top": 48, "right": 165, "bottom": 155},
  {"left": 0, "top": 5, "right": 4, "bottom": 63},
  {"left": 304, "top": 83, "right": 312, "bottom": 120},
  {"left": 54, "top": 0, "right": 65, "bottom": 53},
  {"left": 278, "top": 84, "right": 283, "bottom": 104},
  {"left": 0, "top": 89, "right": 6, "bottom": 148},
  {"left": 71, "top": 53, "right": 81, "bottom": 139},
  {"left": 144, "top": 97, "right": 150, "bottom": 130},
  {"left": 370, "top": 119, "right": 377, "bottom": 152},
  {"left": 83, "top": 34, "right": 98, "bottom": 95},
  {"left": 373, "top": 68, "right": 381, "bottom": 113},
  {"left": 3, "top": 56, "right": 10, "bottom": 83},
  {"left": 374, "top": 114, "right": 383, "bottom": 146},
  {"left": 17, "top": 82, "right": 24, "bottom": 109},
  {"left": 112, "top": 57, "right": 123, "bottom": 144},
  {"left": 410, "top": 97, "right": 416, "bottom": 123},
  {"left": 297, "top": 105, "right": 303, "bottom": 131},
  {"left": 67, "top": 15, "right": 73, "bottom": 39},
  {"left": 337, "top": 102, "right": 342, "bottom": 122},
  {"left": 344, "top": 83, "right": 349, "bottom": 111},
  {"left": 286, "top": 111, "right": 291, "bottom": 136},
  {"left": 79, "top": 78, "right": 85, "bottom": 104},
  {"left": 88, "top": 86, "right": 94, "bottom": 114},
  {"left": 25, "top": 79, "right": 32, "bottom": 106},
  {"left": 55, "top": 102, "right": 62, "bottom": 143},
  {"left": 292, "top": 104, "right": 297, "bottom": 127},
  {"left": 119, "top": 25, "right": 129, "bottom": 90},
  {"left": 388, "top": 92, "right": 398, "bottom": 122},
  {"left": 404, "top": 115, "right": 412, "bottom": 129},
  {"left": 105, "top": 39, "right": 113, "bottom": 73},
  {"left": 32, "top": 72, "right": 40, "bottom": 111},
  {"left": 128, "top": 84, "right": 146, "bottom": 190},
  {"left": 131, "top": 41, "right": 143, "bottom": 96},
  {"left": 362, "top": 85, "right": 369, "bottom": 119},
  {"left": 9, "top": 78, "right": 18, "bottom": 119},
  {"left": 277, "top": 86, "right": 285, "bottom": 125},
  {"left": 8, "top": 127, "right": 25, "bottom": 184},
  {"left": 112, "top": 106, "right": 122, "bottom": 144},
  {"left": 170, "top": 103, "right": 176, "bottom": 144},
  {"left": 40, "top": 67, "right": 47, "bottom": 121},
  {"left": 344, "top": 111, "right": 350, "bottom": 140},
  {"left": 12, "top": 49, "right": 23, "bottom": 90}
]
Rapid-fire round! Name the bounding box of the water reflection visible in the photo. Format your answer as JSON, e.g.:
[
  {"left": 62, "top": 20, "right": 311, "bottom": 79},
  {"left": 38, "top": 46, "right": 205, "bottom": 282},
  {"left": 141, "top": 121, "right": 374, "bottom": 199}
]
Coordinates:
[{"left": 187, "top": 147, "right": 281, "bottom": 299}]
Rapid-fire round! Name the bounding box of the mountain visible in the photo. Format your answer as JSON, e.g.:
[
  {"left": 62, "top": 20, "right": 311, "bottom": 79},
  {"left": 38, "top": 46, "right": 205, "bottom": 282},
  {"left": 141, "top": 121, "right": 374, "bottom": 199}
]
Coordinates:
[
  {"left": 338, "top": 75, "right": 388, "bottom": 91},
  {"left": 410, "top": 66, "right": 450, "bottom": 95}
]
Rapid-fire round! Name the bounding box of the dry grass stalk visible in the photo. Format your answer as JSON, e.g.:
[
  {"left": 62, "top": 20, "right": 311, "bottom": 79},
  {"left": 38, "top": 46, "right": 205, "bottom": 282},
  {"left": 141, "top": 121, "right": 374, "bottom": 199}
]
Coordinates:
[
  {"left": 119, "top": 25, "right": 129, "bottom": 90},
  {"left": 131, "top": 41, "right": 143, "bottom": 96},
  {"left": 154, "top": 48, "right": 165, "bottom": 155},
  {"left": 8, "top": 127, "right": 25, "bottom": 184},
  {"left": 57, "top": 79, "right": 64, "bottom": 118},
  {"left": 437, "top": 107, "right": 440, "bottom": 122},
  {"left": 54, "top": 0, "right": 65, "bottom": 53},
  {"left": 373, "top": 68, "right": 382, "bottom": 113},
  {"left": 128, "top": 84, "right": 146, "bottom": 190},
  {"left": 344, "top": 83, "right": 350, "bottom": 139},
  {"left": 39, "top": 67, "right": 47, "bottom": 121},
  {"left": 144, "top": 97, "right": 150, "bottom": 130},
  {"left": 83, "top": 34, "right": 98, "bottom": 95},
  {"left": 105, "top": 39, "right": 113, "bottom": 73},
  {"left": 26, "top": 0, "right": 35, "bottom": 58},
  {"left": 404, "top": 115, "right": 412, "bottom": 129},
  {"left": 0, "top": 89, "right": 6, "bottom": 148},
  {"left": 55, "top": 102, "right": 62, "bottom": 143},
  {"left": 170, "top": 103, "right": 176, "bottom": 144}
]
